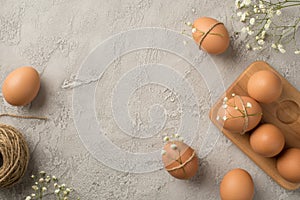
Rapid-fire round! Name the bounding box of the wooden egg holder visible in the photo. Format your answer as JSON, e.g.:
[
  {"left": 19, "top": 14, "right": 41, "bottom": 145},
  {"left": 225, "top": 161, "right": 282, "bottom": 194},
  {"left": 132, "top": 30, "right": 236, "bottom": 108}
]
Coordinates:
[{"left": 209, "top": 61, "right": 300, "bottom": 190}]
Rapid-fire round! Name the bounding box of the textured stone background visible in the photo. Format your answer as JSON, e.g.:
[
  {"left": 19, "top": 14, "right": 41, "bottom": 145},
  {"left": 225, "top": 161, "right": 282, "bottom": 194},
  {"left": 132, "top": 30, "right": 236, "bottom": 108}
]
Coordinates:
[{"left": 0, "top": 0, "right": 299, "bottom": 199}]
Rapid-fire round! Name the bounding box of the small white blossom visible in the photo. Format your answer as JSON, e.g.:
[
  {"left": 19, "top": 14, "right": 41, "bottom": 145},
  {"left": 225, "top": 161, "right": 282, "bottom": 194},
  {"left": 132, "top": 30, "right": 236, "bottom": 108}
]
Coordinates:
[
  {"left": 170, "top": 144, "right": 177, "bottom": 150},
  {"left": 279, "top": 48, "right": 286, "bottom": 54},
  {"left": 246, "top": 102, "right": 252, "bottom": 108},
  {"left": 276, "top": 10, "right": 281, "bottom": 16},
  {"left": 32, "top": 185, "right": 39, "bottom": 191},
  {"left": 261, "top": 31, "right": 266, "bottom": 39},
  {"left": 264, "top": 23, "right": 270, "bottom": 30},
  {"left": 31, "top": 194, "right": 36, "bottom": 197},
  {"left": 235, "top": 0, "right": 241, "bottom": 9},
  {"left": 191, "top": 28, "right": 197, "bottom": 33},
  {"left": 237, "top": 12, "right": 242, "bottom": 17},
  {"left": 255, "top": 36, "right": 260, "bottom": 40},
  {"left": 222, "top": 116, "right": 228, "bottom": 121},
  {"left": 249, "top": 18, "right": 255, "bottom": 25},
  {"left": 55, "top": 189, "right": 60, "bottom": 194},
  {"left": 25, "top": 196, "right": 31, "bottom": 200},
  {"left": 163, "top": 136, "right": 169, "bottom": 142},
  {"left": 271, "top": 43, "right": 277, "bottom": 49},
  {"left": 240, "top": 12, "right": 248, "bottom": 22},
  {"left": 186, "top": 22, "right": 192, "bottom": 26},
  {"left": 39, "top": 178, "right": 44, "bottom": 183},
  {"left": 223, "top": 97, "right": 228, "bottom": 102},
  {"left": 234, "top": 106, "right": 238, "bottom": 110},
  {"left": 243, "top": 0, "right": 251, "bottom": 6},
  {"left": 248, "top": 30, "right": 254, "bottom": 35},
  {"left": 216, "top": 116, "right": 220, "bottom": 120},
  {"left": 253, "top": 8, "right": 258, "bottom": 13},
  {"left": 42, "top": 187, "right": 47, "bottom": 192},
  {"left": 223, "top": 104, "right": 228, "bottom": 109},
  {"left": 258, "top": 39, "right": 265, "bottom": 45},
  {"left": 246, "top": 43, "right": 251, "bottom": 50},
  {"left": 295, "top": 50, "right": 300, "bottom": 55},
  {"left": 232, "top": 93, "right": 236, "bottom": 97}
]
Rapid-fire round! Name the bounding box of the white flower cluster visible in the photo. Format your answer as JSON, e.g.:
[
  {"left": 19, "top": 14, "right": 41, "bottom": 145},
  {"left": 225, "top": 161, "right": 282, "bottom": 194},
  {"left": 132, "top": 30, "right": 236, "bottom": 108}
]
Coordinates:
[
  {"left": 25, "top": 171, "right": 79, "bottom": 200},
  {"left": 235, "top": 0, "right": 300, "bottom": 54}
]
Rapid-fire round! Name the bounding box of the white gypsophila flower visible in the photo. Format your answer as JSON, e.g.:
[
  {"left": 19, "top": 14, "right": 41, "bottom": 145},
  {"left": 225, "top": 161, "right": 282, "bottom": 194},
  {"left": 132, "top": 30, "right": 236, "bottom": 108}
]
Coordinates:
[
  {"left": 31, "top": 194, "right": 36, "bottom": 197},
  {"left": 258, "top": 39, "right": 265, "bottom": 45},
  {"left": 161, "top": 150, "right": 166, "bottom": 155},
  {"left": 261, "top": 31, "right": 266, "bottom": 38},
  {"left": 235, "top": 0, "right": 241, "bottom": 9},
  {"left": 295, "top": 50, "right": 300, "bottom": 55},
  {"left": 264, "top": 23, "right": 270, "bottom": 30},
  {"left": 249, "top": 18, "right": 255, "bottom": 25},
  {"left": 277, "top": 44, "right": 283, "bottom": 49},
  {"left": 271, "top": 43, "right": 277, "bottom": 48},
  {"left": 256, "top": 36, "right": 260, "bottom": 40},
  {"left": 163, "top": 136, "right": 169, "bottom": 142},
  {"left": 42, "top": 187, "right": 47, "bottom": 192},
  {"left": 243, "top": 0, "right": 251, "bottom": 6},
  {"left": 55, "top": 189, "right": 60, "bottom": 194},
  {"left": 246, "top": 43, "right": 251, "bottom": 49},
  {"left": 279, "top": 48, "right": 286, "bottom": 53},
  {"left": 276, "top": 10, "right": 282, "bottom": 16},
  {"left": 259, "top": 2, "right": 265, "bottom": 9},
  {"left": 240, "top": 13, "right": 247, "bottom": 22},
  {"left": 25, "top": 196, "right": 31, "bottom": 200},
  {"left": 246, "top": 102, "right": 252, "bottom": 108},
  {"left": 186, "top": 21, "right": 192, "bottom": 26},
  {"left": 191, "top": 28, "right": 197, "bottom": 33},
  {"left": 267, "top": 9, "right": 274, "bottom": 17},
  {"left": 253, "top": 46, "right": 262, "bottom": 51},
  {"left": 253, "top": 7, "right": 258, "bottom": 13},
  {"left": 237, "top": 11, "right": 242, "bottom": 17},
  {"left": 32, "top": 185, "right": 39, "bottom": 191},
  {"left": 248, "top": 30, "right": 254, "bottom": 35},
  {"left": 170, "top": 144, "right": 177, "bottom": 150},
  {"left": 222, "top": 116, "right": 227, "bottom": 121}
]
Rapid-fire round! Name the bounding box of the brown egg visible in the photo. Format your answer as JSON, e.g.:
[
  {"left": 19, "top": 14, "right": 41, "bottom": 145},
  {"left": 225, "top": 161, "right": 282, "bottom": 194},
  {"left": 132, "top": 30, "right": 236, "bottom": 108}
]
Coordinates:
[
  {"left": 2, "top": 66, "right": 40, "bottom": 106},
  {"left": 220, "top": 168, "right": 254, "bottom": 200},
  {"left": 250, "top": 124, "right": 285, "bottom": 157},
  {"left": 277, "top": 148, "right": 300, "bottom": 183},
  {"left": 192, "top": 17, "right": 230, "bottom": 55},
  {"left": 247, "top": 70, "right": 282, "bottom": 104},
  {"left": 217, "top": 95, "right": 262, "bottom": 134},
  {"left": 162, "top": 141, "right": 198, "bottom": 179}
]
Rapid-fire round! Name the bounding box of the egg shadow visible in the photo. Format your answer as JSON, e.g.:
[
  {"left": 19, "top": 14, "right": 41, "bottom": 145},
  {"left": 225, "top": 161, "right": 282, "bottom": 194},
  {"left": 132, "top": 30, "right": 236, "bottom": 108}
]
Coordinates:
[
  {"left": 30, "top": 79, "right": 48, "bottom": 112},
  {"left": 188, "top": 156, "right": 210, "bottom": 186}
]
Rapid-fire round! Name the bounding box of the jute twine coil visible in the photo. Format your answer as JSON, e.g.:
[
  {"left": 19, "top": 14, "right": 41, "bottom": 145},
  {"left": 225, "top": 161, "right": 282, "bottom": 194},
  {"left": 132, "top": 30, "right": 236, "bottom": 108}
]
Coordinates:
[{"left": 0, "top": 114, "right": 46, "bottom": 188}]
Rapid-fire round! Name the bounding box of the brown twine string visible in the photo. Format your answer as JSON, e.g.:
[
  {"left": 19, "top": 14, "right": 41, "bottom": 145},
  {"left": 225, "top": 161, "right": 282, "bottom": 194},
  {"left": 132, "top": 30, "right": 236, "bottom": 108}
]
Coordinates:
[
  {"left": 0, "top": 113, "right": 47, "bottom": 121},
  {"left": 0, "top": 113, "right": 46, "bottom": 187},
  {"left": 236, "top": 95, "right": 249, "bottom": 135},
  {"left": 166, "top": 151, "right": 196, "bottom": 172},
  {"left": 198, "top": 22, "right": 223, "bottom": 48},
  {"left": 0, "top": 124, "right": 29, "bottom": 188}
]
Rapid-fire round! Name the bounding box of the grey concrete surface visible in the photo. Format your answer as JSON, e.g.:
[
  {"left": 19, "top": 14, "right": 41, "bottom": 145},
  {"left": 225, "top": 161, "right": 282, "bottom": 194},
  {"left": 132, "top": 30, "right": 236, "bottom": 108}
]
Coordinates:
[{"left": 0, "top": 0, "right": 299, "bottom": 199}]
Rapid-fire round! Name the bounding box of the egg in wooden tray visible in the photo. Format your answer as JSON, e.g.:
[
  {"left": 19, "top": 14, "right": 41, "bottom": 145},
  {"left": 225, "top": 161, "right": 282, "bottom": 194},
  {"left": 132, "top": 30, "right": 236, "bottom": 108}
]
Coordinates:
[{"left": 209, "top": 61, "right": 300, "bottom": 190}]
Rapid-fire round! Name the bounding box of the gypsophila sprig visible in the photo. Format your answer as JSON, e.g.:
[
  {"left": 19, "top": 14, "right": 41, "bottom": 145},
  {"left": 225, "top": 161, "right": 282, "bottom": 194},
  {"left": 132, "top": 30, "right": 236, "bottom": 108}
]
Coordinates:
[
  {"left": 235, "top": 0, "right": 300, "bottom": 54},
  {"left": 25, "top": 171, "right": 80, "bottom": 200}
]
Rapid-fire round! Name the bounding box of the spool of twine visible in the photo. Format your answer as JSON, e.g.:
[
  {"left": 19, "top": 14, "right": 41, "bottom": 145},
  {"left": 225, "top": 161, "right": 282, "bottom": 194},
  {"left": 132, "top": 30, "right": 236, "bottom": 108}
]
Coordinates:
[{"left": 0, "top": 114, "right": 47, "bottom": 188}]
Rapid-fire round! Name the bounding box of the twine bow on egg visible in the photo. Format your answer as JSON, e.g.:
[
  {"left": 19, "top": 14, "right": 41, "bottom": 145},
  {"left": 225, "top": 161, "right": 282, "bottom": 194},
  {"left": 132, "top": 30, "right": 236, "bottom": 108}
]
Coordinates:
[{"left": 0, "top": 113, "right": 47, "bottom": 188}]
